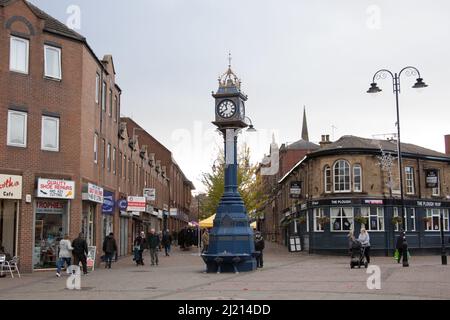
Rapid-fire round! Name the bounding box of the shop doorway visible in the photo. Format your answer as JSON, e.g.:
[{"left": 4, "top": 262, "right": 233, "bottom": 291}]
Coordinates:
[
  {"left": 0, "top": 200, "right": 18, "bottom": 257},
  {"left": 82, "top": 204, "right": 96, "bottom": 247},
  {"left": 119, "top": 217, "right": 128, "bottom": 256},
  {"left": 102, "top": 215, "right": 113, "bottom": 244}
]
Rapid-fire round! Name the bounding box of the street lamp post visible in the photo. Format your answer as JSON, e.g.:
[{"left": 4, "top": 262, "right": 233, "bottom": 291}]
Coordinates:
[{"left": 367, "top": 66, "right": 428, "bottom": 267}]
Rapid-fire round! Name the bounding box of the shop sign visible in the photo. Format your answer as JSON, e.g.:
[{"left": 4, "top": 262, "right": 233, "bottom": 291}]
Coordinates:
[
  {"left": 127, "top": 196, "right": 146, "bottom": 212},
  {"left": 35, "top": 200, "right": 65, "bottom": 214},
  {"left": 120, "top": 211, "right": 132, "bottom": 217},
  {"left": 417, "top": 201, "right": 442, "bottom": 208},
  {"left": 170, "top": 208, "right": 178, "bottom": 216},
  {"left": 0, "top": 174, "right": 22, "bottom": 199},
  {"left": 143, "top": 188, "right": 156, "bottom": 201},
  {"left": 37, "top": 178, "right": 75, "bottom": 199},
  {"left": 425, "top": 169, "right": 439, "bottom": 188},
  {"left": 290, "top": 181, "right": 302, "bottom": 199},
  {"left": 364, "top": 200, "right": 384, "bottom": 205},
  {"left": 102, "top": 191, "right": 115, "bottom": 215},
  {"left": 118, "top": 199, "right": 128, "bottom": 211},
  {"left": 82, "top": 183, "right": 104, "bottom": 204},
  {"left": 157, "top": 210, "right": 163, "bottom": 219},
  {"left": 132, "top": 212, "right": 141, "bottom": 217},
  {"left": 146, "top": 205, "right": 157, "bottom": 215}
]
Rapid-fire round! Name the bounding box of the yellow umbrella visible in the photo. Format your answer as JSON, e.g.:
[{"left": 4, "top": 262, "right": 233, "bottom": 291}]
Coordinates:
[{"left": 199, "top": 214, "right": 215, "bottom": 229}]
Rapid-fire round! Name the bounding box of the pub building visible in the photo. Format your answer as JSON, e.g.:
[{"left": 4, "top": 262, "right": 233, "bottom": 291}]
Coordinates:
[{"left": 275, "top": 135, "right": 450, "bottom": 254}]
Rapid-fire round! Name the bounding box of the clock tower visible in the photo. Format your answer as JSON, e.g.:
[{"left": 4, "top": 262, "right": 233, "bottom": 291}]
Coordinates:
[{"left": 202, "top": 58, "right": 257, "bottom": 273}]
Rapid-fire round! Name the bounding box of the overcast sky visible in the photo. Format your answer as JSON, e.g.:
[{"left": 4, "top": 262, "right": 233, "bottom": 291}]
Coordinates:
[{"left": 31, "top": 0, "right": 450, "bottom": 191}]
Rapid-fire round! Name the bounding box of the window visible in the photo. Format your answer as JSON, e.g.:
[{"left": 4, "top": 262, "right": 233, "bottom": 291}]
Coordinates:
[
  {"left": 95, "top": 74, "right": 100, "bottom": 104},
  {"left": 324, "top": 166, "right": 332, "bottom": 193},
  {"left": 94, "top": 134, "right": 98, "bottom": 164},
  {"left": 432, "top": 172, "right": 440, "bottom": 196},
  {"left": 10, "top": 36, "right": 29, "bottom": 74},
  {"left": 333, "top": 160, "right": 350, "bottom": 192},
  {"left": 113, "top": 148, "right": 116, "bottom": 175},
  {"left": 44, "top": 45, "right": 62, "bottom": 79},
  {"left": 102, "top": 139, "right": 106, "bottom": 168},
  {"left": 107, "top": 143, "right": 111, "bottom": 171},
  {"left": 7, "top": 110, "right": 27, "bottom": 147},
  {"left": 359, "top": 207, "right": 384, "bottom": 231},
  {"left": 41, "top": 116, "right": 59, "bottom": 151},
  {"left": 405, "top": 167, "right": 415, "bottom": 194},
  {"left": 114, "top": 96, "right": 118, "bottom": 122},
  {"left": 109, "top": 89, "right": 113, "bottom": 117},
  {"left": 118, "top": 152, "right": 122, "bottom": 177},
  {"left": 353, "top": 164, "right": 362, "bottom": 192},
  {"left": 330, "top": 207, "right": 353, "bottom": 231},
  {"left": 102, "top": 82, "right": 107, "bottom": 111},
  {"left": 393, "top": 207, "right": 416, "bottom": 232},
  {"left": 314, "top": 208, "right": 325, "bottom": 232},
  {"left": 426, "top": 209, "right": 449, "bottom": 232}
]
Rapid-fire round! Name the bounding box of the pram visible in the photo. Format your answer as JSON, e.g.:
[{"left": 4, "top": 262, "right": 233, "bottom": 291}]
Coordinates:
[{"left": 350, "top": 240, "right": 369, "bottom": 269}]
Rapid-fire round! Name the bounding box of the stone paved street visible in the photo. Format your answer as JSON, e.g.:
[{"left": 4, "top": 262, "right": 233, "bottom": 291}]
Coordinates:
[{"left": 1, "top": 243, "right": 449, "bottom": 300}]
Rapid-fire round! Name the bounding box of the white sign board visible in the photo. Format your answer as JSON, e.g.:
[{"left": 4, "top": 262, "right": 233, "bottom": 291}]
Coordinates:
[
  {"left": 289, "top": 236, "right": 302, "bottom": 252},
  {"left": 82, "top": 183, "right": 104, "bottom": 204},
  {"left": 143, "top": 188, "right": 156, "bottom": 201},
  {"left": 0, "top": 174, "right": 22, "bottom": 199},
  {"left": 127, "top": 196, "right": 146, "bottom": 212},
  {"left": 37, "top": 178, "right": 75, "bottom": 199},
  {"left": 170, "top": 208, "right": 178, "bottom": 216}
]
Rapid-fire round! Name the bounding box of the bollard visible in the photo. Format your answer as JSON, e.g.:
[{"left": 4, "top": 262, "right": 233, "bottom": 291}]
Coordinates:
[{"left": 402, "top": 241, "right": 409, "bottom": 267}]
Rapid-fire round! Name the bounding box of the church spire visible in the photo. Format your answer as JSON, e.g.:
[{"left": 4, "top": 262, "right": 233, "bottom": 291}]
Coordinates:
[{"left": 302, "top": 106, "right": 309, "bottom": 142}]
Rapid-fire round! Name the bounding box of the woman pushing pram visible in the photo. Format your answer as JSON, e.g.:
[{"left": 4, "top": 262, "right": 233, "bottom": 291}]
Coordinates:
[{"left": 348, "top": 228, "right": 371, "bottom": 269}]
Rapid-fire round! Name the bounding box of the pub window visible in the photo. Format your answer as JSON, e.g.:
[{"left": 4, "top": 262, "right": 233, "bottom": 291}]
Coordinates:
[
  {"left": 425, "top": 209, "right": 449, "bottom": 232},
  {"left": 353, "top": 164, "right": 362, "bottom": 192},
  {"left": 432, "top": 172, "right": 440, "bottom": 196},
  {"left": 393, "top": 207, "right": 415, "bottom": 232},
  {"left": 330, "top": 207, "right": 353, "bottom": 232},
  {"left": 333, "top": 160, "right": 351, "bottom": 192},
  {"left": 7, "top": 110, "right": 27, "bottom": 148},
  {"left": 405, "top": 167, "right": 415, "bottom": 194},
  {"left": 314, "top": 208, "right": 325, "bottom": 232},
  {"left": 324, "top": 166, "right": 332, "bottom": 193},
  {"left": 10, "top": 36, "right": 29, "bottom": 74},
  {"left": 358, "top": 207, "right": 384, "bottom": 231}
]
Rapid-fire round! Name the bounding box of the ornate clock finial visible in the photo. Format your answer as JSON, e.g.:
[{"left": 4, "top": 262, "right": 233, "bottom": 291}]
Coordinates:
[{"left": 228, "top": 52, "right": 232, "bottom": 68}]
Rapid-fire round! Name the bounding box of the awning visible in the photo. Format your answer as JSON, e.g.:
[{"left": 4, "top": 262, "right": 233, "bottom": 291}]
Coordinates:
[{"left": 199, "top": 214, "right": 215, "bottom": 229}]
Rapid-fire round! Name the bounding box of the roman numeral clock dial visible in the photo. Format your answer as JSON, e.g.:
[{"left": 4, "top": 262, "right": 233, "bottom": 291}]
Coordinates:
[{"left": 218, "top": 100, "right": 236, "bottom": 119}]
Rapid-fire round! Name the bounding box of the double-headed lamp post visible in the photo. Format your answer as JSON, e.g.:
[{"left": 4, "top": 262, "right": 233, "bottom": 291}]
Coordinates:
[{"left": 367, "top": 66, "right": 428, "bottom": 265}]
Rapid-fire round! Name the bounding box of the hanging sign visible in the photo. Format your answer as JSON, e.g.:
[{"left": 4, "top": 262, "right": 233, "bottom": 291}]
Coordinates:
[
  {"left": 425, "top": 169, "right": 439, "bottom": 188},
  {"left": 102, "top": 190, "right": 115, "bottom": 214},
  {"left": 127, "top": 196, "right": 146, "bottom": 212},
  {"left": 82, "top": 183, "right": 104, "bottom": 204},
  {"left": 290, "top": 181, "right": 302, "bottom": 199},
  {"left": 143, "top": 188, "right": 156, "bottom": 201}
]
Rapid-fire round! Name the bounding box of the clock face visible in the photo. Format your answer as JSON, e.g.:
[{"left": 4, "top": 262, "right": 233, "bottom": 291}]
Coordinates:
[{"left": 218, "top": 100, "right": 236, "bottom": 119}]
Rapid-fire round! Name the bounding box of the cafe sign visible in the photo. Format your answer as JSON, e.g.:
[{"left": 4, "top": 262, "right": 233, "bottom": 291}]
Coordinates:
[
  {"left": 82, "top": 183, "right": 104, "bottom": 204},
  {"left": 0, "top": 174, "right": 22, "bottom": 199},
  {"left": 37, "top": 178, "right": 75, "bottom": 199}
]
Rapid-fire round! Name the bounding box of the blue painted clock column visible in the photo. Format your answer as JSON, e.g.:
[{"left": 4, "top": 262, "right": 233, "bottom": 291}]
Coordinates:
[{"left": 202, "top": 128, "right": 257, "bottom": 273}]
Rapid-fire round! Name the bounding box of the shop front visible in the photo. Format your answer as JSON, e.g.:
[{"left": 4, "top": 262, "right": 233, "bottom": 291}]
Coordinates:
[
  {"left": 34, "top": 178, "right": 74, "bottom": 269},
  {"left": 82, "top": 183, "right": 104, "bottom": 247},
  {"left": 127, "top": 196, "right": 146, "bottom": 242},
  {"left": 0, "top": 174, "right": 22, "bottom": 258},
  {"left": 118, "top": 197, "right": 130, "bottom": 256},
  {"left": 102, "top": 190, "right": 115, "bottom": 243}
]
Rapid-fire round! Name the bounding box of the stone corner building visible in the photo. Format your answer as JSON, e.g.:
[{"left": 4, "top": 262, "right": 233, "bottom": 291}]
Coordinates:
[
  {"left": 266, "top": 134, "right": 450, "bottom": 254},
  {"left": 0, "top": 0, "right": 193, "bottom": 272}
]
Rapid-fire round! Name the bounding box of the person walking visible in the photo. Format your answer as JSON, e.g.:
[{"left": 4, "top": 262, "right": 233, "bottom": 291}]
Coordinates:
[
  {"left": 358, "top": 228, "right": 371, "bottom": 264},
  {"left": 56, "top": 234, "right": 73, "bottom": 277},
  {"left": 102, "top": 232, "right": 117, "bottom": 269},
  {"left": 147, "top": 229, "right": 160, "bottom": 266},
  {"left": 133, "top": 231, "right": 146, "bottom": 266},
  {"left": 72, "top": 233, "right": 88, "bottom": 275},
  {"left": 347, "top": 230, "right": 356, "bottom": 255},
  {"left": 201, "top": 229, "right": 209, "bottom": 254},
  {"left": 254, "top": 231, "right": 265, "bottom": 269},
  {"left": 396, "top": 231, "right": 407, "bottom": 264},
  {"left": 162, "top": 230, "right": 172, "bottom": 256}
]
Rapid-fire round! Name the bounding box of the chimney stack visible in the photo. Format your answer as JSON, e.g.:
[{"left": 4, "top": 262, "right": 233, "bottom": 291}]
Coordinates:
[
  {"left": 445, "top": 135, "right": 450, "bottom": 156},
  {"left": 320, "top": 135, "right": 332, "bottom": 148}
]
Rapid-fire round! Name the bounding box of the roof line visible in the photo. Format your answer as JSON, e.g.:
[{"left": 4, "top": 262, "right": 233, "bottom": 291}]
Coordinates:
[{"left": 278, "top": 156, "right": 307, "bottom": 184}]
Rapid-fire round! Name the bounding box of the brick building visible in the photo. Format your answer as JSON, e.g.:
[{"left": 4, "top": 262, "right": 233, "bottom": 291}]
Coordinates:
[
  {"left": 0, "top": 0, "right": 193, "bottom": 272},
  {"left": 271, "top": 135, "right": 450, "bottom": 254}
]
